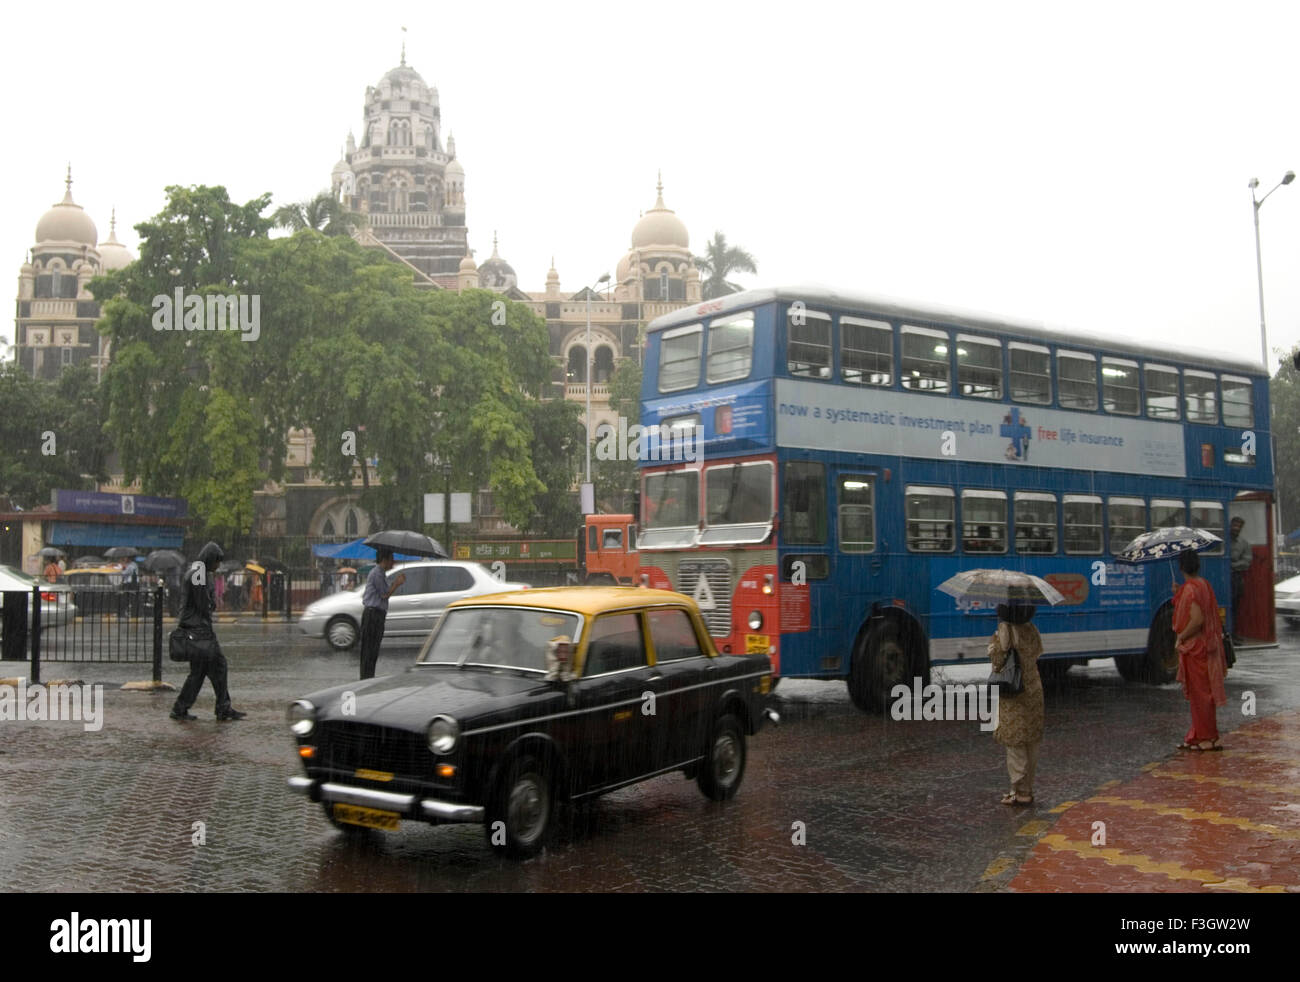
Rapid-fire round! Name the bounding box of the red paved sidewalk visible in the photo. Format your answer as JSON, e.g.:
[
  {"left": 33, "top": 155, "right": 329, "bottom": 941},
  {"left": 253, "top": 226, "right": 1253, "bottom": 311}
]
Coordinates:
[{"left": 1002, "top": 710, "right": 1300, "bottom": 892}]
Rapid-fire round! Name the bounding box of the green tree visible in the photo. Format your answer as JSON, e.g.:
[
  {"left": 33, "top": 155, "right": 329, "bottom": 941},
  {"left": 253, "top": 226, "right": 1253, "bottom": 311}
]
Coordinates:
[
  {"left": 273, "top": 190, "right": 366, "bottom": 237},
  {"left": 526, "top": 399, "right": 585, "bottom": 536},
  {"left": 1271, "top": 347, "right": 1300, "bottom": 540},
  {"left": 693, "top": 231, "right": 758, "bottom": 299},
  {"left": 593, "top": 358, "right": 643, "bottom": 513}
]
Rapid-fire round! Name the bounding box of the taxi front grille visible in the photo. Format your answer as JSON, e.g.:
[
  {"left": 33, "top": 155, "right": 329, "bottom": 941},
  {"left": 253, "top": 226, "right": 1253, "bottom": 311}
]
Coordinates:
[
  {"left": 317, "top": 722, "right": 432, "bottom": 779},
  {"left": 676, "top": 559, "right": 732, "bottom": 636}
]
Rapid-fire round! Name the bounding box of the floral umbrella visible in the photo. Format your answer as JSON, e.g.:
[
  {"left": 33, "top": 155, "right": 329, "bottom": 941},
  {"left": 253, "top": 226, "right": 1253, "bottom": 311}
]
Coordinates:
[{"left": 1116, "top": 526, "right": 1222, "bottom": 587}]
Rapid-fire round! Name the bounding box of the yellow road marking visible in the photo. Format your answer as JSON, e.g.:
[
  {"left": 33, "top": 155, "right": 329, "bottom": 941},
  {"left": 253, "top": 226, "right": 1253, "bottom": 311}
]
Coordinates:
[
  {"left": 1088, "top": 796, "right": 1300, "bottom": 839},
  {"left": 981, "top": 856, "right": 1015, "bottom": 879},
  {"left": 1048, "top": 801, "right": 1078, "bottom": 814},
  {"left": 1017, "top": 820, "right": 1051, "bottom": 836},
  {"left": 1035, "top": 835, "right": 1289, "bottom": 893},
  {"left": 1151, "top": 767, "right": 1300, "bottom": 797}
]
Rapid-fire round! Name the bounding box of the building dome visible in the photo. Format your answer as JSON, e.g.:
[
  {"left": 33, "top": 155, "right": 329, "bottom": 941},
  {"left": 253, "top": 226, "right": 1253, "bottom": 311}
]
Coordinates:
[
  {"left": 381, "top": 63, "right": 425, "bottom": 86},
  {"left": 458, "top": 252, "right": 477, "bottom": 273},
  {"left": 476, "top": 232, "right": 516, "bottom": 290},
  {"left": 616, "top": 249, "right": 637, "bottom": 282},
  {"left": 446, "top": 157, "right": 464, "bottom": 177},
  {"left": 36, "top": 170, "right": 97, "bottom": 246},
  {"left": 98, "top": 210, "right": 134, "bottom": 271},
  {"left": 331, "top": 149, "right": 350, "bottom": 177},
  {"left": 630, "top": 176, "right": 688, "bottom": 250}
]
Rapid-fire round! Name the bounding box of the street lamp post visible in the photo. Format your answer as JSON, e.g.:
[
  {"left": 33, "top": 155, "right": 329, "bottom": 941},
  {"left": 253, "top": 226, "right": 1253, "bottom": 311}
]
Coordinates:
[
  {"left": 442, "top": 461, "right": 452, "bottom": 552},
  {"left": 584, "top": 273, "right": 611, "bottom": 489},
  {"left": 1249, "top": 170, "right": 1295, "bottom": 369}
]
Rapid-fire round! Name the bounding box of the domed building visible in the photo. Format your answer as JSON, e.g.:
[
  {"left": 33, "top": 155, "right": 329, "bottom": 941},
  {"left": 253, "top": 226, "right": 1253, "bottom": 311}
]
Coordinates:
[
  {"left": 329, "top": 48, "right": 468, "bottom": 287},
  {"left": 14, "top": 168, "right": 132, "bottom": 379}
]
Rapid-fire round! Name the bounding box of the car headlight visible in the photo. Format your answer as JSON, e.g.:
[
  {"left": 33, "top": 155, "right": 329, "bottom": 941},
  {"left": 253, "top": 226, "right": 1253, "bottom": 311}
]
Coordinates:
[
  {"left": 428, "top": 715, "right": 459, "bottom": 755},
  {"left": 748, "top": 610, "right": 764, "bottom": 630},
  {"left": 288, "top": 699, "right": 316, "bottom": 737}
]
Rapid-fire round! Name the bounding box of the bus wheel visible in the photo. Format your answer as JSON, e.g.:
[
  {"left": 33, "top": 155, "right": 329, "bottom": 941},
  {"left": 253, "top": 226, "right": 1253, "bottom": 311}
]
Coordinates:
[
  {"left": 1117, "top": 606, "right": 1177, "bottom": 684},
  {"left": 1039, "top": 660, "right": 1073, "bottom": 683},
  {"left": 848, "top": 620, "right": 910, "bottom": 713}
]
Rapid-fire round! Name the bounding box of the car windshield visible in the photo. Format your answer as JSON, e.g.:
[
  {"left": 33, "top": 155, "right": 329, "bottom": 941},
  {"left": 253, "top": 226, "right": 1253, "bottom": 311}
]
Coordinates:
[{"left": 416, "top": 606, "right": 582, "bottom": 673}]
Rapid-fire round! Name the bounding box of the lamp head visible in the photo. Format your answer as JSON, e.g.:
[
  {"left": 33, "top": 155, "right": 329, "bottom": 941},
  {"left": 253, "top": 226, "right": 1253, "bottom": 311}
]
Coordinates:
[
  {"left": 597, "top": 273, "right": 610, "bottom": 285},
  {"left": 1284, "top": 171, "right": 1296, "bottom": 185},
  {"left": 1249, "top": 177, "right": 1260, "bottom": 189}
]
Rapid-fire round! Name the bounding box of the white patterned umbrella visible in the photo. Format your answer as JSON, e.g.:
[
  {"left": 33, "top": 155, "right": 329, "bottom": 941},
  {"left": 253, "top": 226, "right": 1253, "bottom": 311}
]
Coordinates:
[
  {"left": 1115, "top": 527, "right": 1221, "bottom": 565},
  {"left": 937, "top": 568, "right": 1065, "bottom": 606}
]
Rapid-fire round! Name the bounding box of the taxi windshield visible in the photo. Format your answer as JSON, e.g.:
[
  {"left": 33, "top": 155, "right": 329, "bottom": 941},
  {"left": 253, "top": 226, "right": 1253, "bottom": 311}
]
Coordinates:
[{"left": 417, "top": 606, "right": 582, "bottom": 673}]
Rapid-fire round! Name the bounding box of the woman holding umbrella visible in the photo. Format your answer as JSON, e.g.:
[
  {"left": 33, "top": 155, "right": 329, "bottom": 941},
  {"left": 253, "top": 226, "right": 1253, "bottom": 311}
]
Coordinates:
[
  {"left": 989, "top": 602, "right": 1045, "bottom": 805},
  {"left": 1172, "top": 548, "right": 1227, "bottom": 751}
]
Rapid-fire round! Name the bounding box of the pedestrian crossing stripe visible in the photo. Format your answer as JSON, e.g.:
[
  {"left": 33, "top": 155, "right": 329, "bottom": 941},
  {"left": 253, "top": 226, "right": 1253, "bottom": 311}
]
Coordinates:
[
  {"left": 1034, "top": 834, "right": 1288, "bottom": 892},
  {"left": 1088, "top": 796, "right": 1300, "bottom": 839}
]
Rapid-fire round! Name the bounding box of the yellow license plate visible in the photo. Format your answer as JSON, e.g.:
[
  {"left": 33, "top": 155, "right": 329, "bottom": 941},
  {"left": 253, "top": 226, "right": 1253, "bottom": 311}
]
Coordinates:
[
  {"left": 332, "top": 802, "right": 400, "bottom": 831},
  {"left": 745, "top": 634, "right": 770, "bottom": 654}
]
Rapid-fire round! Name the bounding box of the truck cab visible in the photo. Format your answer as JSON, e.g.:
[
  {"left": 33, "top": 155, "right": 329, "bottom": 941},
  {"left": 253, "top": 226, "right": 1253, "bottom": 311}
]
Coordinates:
[{"left": 579, "top": 514, "right": 637, "bottom": 584}]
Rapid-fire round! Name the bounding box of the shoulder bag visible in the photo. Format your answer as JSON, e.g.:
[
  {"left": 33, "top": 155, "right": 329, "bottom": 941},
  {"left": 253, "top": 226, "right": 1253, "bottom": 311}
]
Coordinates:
[
  {"left": 168, "top": 627, "right": 217, "bottom": 662},
  {"left": 989, "top": 637, "right": 1024, "bottom": 695}
]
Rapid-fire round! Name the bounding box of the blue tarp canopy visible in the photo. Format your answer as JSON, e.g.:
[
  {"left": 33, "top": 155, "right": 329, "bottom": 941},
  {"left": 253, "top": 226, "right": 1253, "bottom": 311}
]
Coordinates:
[
  {"left": 310, "top": 538, "right": 421, "bottom": 561},
  {"left": 1286, "top": 528, "right": 1300, "bottom": 544}
]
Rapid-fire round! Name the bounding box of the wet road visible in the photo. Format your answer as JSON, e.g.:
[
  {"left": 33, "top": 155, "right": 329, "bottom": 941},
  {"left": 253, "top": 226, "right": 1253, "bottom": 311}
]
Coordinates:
[{"left": 2, "top": 621, "right": 1297, "bottom": 891}]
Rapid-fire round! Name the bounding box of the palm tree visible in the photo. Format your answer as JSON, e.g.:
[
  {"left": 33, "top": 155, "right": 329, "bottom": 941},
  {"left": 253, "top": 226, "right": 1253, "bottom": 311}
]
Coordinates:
[
  {"left": 693, "top": 231, "right": 758, "bottom": 299},
  {"left": 272, "top": 190, "right": 366, "bottom": 237}
]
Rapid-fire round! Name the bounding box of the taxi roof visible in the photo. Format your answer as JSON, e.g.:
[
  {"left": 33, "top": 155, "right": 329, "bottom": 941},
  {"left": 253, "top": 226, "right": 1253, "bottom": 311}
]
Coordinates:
[{"left": 447, "top": 586, "right": 693, "bottom": 616}]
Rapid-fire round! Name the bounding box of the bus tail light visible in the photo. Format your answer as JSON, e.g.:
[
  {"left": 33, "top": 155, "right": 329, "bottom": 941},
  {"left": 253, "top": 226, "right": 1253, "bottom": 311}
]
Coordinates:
[{"left": 762, "top": 574, "right": 774, "bottom": 595}]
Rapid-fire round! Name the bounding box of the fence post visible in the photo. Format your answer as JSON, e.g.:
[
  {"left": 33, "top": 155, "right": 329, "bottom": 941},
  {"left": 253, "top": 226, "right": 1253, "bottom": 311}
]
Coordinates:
[
  {"left": 284, "top": 571, "right": 292, "bottom": 621},
  {"left": 261, "top": 572, "right": 269, "bottom": 620},
  {"left": 152, "top": 585, "right": 164, "bottom": 683},
  {"left": 30, "top": 584, "right": 41, "bottom": 686}
]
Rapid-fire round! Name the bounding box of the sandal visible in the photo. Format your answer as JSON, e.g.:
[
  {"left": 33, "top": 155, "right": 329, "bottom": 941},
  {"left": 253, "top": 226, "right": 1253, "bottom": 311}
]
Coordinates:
[
  {"left": 1000, "top": 792, "right": 1018, "bottom": 805},
  {"left": 1013, "top": 795, "right": 1034, "bottom": 806}
]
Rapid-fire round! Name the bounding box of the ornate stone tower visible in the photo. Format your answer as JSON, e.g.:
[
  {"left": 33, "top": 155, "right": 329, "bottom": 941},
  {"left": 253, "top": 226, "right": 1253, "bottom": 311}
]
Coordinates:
[{"left": 331, "top": 48, "right": 469, "bottom": 288}]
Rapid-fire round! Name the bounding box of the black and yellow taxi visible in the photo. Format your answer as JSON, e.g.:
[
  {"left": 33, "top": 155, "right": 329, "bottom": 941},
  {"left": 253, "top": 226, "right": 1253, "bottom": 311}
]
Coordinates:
[{"left": 287, "top": 587, "right": 775, "bottom": 857}]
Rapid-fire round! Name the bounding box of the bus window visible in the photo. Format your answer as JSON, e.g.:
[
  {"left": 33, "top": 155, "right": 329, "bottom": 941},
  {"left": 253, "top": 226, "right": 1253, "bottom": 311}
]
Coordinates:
[
  {"left": 841, "top": 316, "right": 892, "bottom": 386},
  {"left": 1144, "top": 364, "right": 1180, "bottom": 420},
  {"left": 1014, "top": 492, "right": 1057, "bottom": 554},
  {"left": 658, "top": 324, "right": 702, "bottom": 392},
  {"left": 707, "top": 312, "right": 754, "bottom": 384},
  {"left": 962, "top": 490, "right": 1008, "bottom": 553},
  {"left": 1221, "top": 375, "right": 1254, "bottom": 428},
  {"left": 1064, "top": 495, "right": 1103, "bottom": 554},
  {"left": 1108, "top": 497, "right": 1147, "bottom": 554},
  {"left": 788, "top": 309, "right": 832, "bottom": 378},
  {"left": 958, "top": 334, "right": 1002, "bottom": 399},
  {"left": 906, "top": 486, "right": 954, "bottom": 552},
  {"left": 782, "top": 461, "right": 826, "bottom": 545},
  {"left": 1009, "top": 342, "right": 1051, "bottom": 404},
  {"left": 1151, "top": 499, "right": 1186, "bottom": 529},
  {"left": 838, "top": 475, "right": 875, "bottom": 552},
  {"left": 643, "top": 470, "right": 699, "bottom": 529},
  {"left": 901, "top": 326, "right": 951, "bottom": 394},
  {"left": 1190, "top": 501, "right": 1225, "bottom": 555},
  {"left": 1184, "top": 370, "right": 1218, "bottom": 423},
  {"left": 1102, "top": 358, "right": 1140, "bottom": 415},
  {"left": 1058, "top": 350, "right": 1098, "bottom": 410},
  {"left": 705, "top": 461, "right": 773, "bottom": 526}
]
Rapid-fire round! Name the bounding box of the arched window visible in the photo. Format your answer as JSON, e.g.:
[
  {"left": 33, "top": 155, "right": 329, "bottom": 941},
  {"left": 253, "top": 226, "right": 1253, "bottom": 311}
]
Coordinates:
[
  {"left": 594, "top": 345, "right": 615, "bottom": 383},
  {"left": 660, "top": 271, "right": 669, "bottom": 297},
  {"left": 51, "top": 269, "right": 62, "bottom": 295},
  {"left": 567, "top": 346, "right": 588, "bottom": 383},
  {"left": 321, "top": 517, "right": 336, "bottom": 537},
  {"left": 345, "top": 508, "right": 358, "bottom": 536}
]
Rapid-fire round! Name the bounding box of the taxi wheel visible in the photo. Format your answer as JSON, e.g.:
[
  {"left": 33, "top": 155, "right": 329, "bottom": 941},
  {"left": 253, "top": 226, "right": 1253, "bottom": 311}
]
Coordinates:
[
  {"left": 697, "top": 714, "right": 746, "bottom": 801},
  {"left": 322, "top": 803, "right": 371, "bottom": 837},
  {"left": 325, "top": 615, "right": 358, "bottom": 651},
  {"left": 488, "top": 754, "right": 554, "bottom": 859}
]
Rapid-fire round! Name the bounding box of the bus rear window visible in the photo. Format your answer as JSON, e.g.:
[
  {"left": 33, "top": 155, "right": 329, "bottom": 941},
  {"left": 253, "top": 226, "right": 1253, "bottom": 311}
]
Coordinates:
[
  {"left": 705, "top": 461, "right": 772, "bottom": 525},
  {"left": 906, "top": 485, "right": 954, "bottom": 552},
  {"left": 643, "top": 470, "right": 698, "bottom": 529},
  {"left": 1063, "top": 495, "right": 1102, "bottom": 554},
  {"left": 707, "top": 312, "right": 754, "bottom": 383},
  {"left": 658, "top": 325, "right": 702, "bottom": 392}
]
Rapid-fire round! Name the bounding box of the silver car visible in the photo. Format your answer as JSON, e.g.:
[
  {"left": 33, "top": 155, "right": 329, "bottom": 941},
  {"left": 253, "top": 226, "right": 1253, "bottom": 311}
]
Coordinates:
[
  {"left": 298, "top": 560, "right": 529, "bottom": 651},
  {"left": 0, "top": 565, "right": 78, "bottom": 632},
  {"left": 1275, "top": 573, "right": 1300, "bottom": 629}
]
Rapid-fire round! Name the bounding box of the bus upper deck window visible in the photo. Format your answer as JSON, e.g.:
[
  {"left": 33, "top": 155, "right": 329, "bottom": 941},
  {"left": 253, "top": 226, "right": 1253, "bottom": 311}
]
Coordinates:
[
  {"left": 1009, "top": 343, "right": 1051, "bottom": 404},
  {"left": 707, "top": 312, "right": 754, "bottom": 384},
  {"left": 788, "top": 309, "right": 831, "bottom": 378},
  {"left": 1144, "top": 364, "right": 1180, "bottom": 420},
  {"left": 1058, "top": 350, "right": 1098, "bottom": 410},
  {"left": 958, "top": 335, "right": 1002, "bottom": 399},
  {"left": 1220, "top": 375, "right": 1254, "bottom": 428},
  {"left": 658, "top": 324, "right": 702, "bottom": 392},
  {"left": 1102, "top": 358, "right": 1140, "bottom": 415},
  {"left": 841, "top": 317, "right": 892, "bottom": 386},
  {"left": 1184, "top": 370, "right": 1218, "bottom": 424},
  {"left": 901, "top": 326, "right": 950, "bottom": 394}
]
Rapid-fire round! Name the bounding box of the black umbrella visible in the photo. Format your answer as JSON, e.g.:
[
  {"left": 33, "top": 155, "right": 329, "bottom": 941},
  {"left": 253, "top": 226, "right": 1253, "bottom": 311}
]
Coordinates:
[
  {"left": 258, "top": 557, "right": 288, "bottom": 572},
  {"left": 143, "top": 549, "right": 186, "bottom": 571},
  {"left": 363, "top": 529, "right": 448, "bottom": 558},
  {"left": 104, "top": 546, "right": 141, "bottom": 559},
  {"left": 38, "top": 546, "right": 65, "bottom": 558},
  {"left": 216, "top": 559, "right": 244, "bottom": 573}
]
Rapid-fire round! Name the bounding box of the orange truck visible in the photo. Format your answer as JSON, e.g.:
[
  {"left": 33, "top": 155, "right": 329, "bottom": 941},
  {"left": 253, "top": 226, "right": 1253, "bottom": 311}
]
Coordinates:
[{"left": 453, "top": 514, "right": 638, "bottom": 587}]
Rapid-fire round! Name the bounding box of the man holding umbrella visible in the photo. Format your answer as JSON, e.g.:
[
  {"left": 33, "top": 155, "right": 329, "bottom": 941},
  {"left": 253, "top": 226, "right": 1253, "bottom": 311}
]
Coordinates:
[{"left": 359, "top": 548, "right": 406, "bottom": 679}]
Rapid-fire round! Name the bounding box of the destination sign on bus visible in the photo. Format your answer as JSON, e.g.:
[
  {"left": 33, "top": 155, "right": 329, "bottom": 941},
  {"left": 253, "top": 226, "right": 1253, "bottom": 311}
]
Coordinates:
[{"left": 774, "top": 379, "right": 1186, "bottom": 477}]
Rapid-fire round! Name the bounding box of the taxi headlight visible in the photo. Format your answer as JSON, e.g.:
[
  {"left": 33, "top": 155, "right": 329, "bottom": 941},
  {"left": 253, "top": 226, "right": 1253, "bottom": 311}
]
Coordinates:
[
  {"left": 748, "top": 610, "right": 764, "bottom": 631},
  {"left": 288, "top": 699, "right": 315, "bottom": 737},
  {"left": 428, "top": 716, "right": 459, "bottom": 755}
]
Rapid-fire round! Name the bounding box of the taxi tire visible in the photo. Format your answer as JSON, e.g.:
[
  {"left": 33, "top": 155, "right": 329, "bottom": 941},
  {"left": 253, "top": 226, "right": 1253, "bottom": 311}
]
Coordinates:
[
  {"left": 697, "top": 714, "right": 746, "bottom": 801},
  {"left": 325, "top": 615, "right": 359, "bottom": 652},
  {"left": 487, "top": 754, "right": 554, "bottom": 859}
]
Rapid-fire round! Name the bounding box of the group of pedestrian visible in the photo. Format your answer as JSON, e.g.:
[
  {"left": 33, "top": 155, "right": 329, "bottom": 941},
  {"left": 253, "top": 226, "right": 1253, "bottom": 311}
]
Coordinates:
[{"left": 987, "top": 537, "right": 1238, "bottom": 805}]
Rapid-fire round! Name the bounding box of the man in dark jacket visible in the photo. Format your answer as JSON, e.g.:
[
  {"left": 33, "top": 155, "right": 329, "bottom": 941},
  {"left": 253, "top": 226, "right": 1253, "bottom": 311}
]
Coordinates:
[{"left": 170, "top": 541, "right": 246, "bottom": 721}]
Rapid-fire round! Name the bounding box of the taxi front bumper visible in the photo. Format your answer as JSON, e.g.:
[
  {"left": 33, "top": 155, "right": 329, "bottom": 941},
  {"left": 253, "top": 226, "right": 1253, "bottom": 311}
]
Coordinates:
[{"left": 287, "top": 775, "right": 484, "bottom": 823}]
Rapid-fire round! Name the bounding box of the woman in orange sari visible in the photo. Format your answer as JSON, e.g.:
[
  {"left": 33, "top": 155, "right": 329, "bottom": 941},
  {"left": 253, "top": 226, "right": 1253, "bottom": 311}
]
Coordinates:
[{"left": 1172, "top": 548, "right": 1227, "bottom": 751}]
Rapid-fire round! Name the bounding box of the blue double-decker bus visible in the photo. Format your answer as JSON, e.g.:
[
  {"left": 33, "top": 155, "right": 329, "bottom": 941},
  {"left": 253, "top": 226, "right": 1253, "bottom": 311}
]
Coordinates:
[{"left": 637, "top": 286, "right": 1275, "bottom": 711}]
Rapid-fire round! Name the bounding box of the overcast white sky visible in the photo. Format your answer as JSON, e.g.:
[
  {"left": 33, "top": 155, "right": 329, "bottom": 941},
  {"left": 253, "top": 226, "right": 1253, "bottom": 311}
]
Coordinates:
[{"left": 5, "top": 0, "right": 1299, "bottom": 370}]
